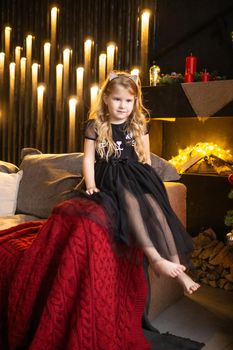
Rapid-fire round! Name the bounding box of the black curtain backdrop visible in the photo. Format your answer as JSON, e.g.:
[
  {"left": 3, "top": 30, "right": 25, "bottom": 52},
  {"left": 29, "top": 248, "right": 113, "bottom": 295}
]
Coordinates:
[
  {"left": 0, "top": 0, "right": 157, "bottom": 163},
  {"left": 0, "top": 0, "right": 232, "bottom": 164},
  {"left": 153, "top": 0, "right": 233, "bottom": 78},
  {"left": 0, "top": 0, "right": 157, "bottom": 77}
]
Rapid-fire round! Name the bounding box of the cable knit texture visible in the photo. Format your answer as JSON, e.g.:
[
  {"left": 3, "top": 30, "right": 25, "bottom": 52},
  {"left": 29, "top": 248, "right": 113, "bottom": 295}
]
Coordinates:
[{"left": 0, "top": 197, "right": 150, "bottom": 350}]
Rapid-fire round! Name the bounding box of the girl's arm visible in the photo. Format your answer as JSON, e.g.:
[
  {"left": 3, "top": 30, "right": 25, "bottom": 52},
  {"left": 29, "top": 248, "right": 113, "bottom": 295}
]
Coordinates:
[
  {"left": 143, "top": 134, "right": 151, "bottom": 165},
  {"left": 82, "top": 138, "right": 100, "bottom": 194}
]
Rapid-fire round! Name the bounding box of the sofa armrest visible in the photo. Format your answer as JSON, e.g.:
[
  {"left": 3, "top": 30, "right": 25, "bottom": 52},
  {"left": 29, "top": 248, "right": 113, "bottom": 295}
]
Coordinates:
[
  {"left": 164, "top": 181, "right": 187, "bottom": 227},
  {"left": 147, "top": 181, "right": 187, "bottom": 321}
]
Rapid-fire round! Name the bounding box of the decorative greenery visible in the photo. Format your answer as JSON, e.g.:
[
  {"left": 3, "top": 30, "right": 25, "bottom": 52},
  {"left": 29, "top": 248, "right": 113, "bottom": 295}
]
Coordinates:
[
  {"left": 194, "top": 71, "right": 227, "bottom": 82},
  {"left": 225, "top": 189, "right": 233, "bottom": 227},
  {"left": 228, "top": 188, "right": 233, "bottom": 199},
  {"left": 158, "top": 71, "right": 227, "bottom": 85},
  {"left": 225, "top": 209, "right": 233, "bottom": 227},
  {"left": 159, "top": 73, "right": 184, "bottom": 84},
  {"left": 225, "top": 188, "right": 233, "bottom": 245}
]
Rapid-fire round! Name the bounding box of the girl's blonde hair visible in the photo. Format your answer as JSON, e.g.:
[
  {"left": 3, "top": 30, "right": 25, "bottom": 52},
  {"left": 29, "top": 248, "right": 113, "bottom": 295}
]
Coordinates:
[{"left": 89, "top": 71, "right": 149, "bottom": 162}]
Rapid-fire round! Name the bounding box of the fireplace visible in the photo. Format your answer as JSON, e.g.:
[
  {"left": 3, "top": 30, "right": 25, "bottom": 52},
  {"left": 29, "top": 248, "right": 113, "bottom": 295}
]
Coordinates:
[
  {"left": 160, "top": 119, "right": 232, "bottom": 238},
  {"left": 142, "top": 82, "right": 233, "bottom": 239}
]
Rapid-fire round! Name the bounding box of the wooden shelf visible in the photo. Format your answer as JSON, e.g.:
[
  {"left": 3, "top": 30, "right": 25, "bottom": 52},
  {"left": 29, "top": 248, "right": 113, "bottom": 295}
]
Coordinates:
[{"left": 142, "top": 80, "right": 233, "bottom": 118}]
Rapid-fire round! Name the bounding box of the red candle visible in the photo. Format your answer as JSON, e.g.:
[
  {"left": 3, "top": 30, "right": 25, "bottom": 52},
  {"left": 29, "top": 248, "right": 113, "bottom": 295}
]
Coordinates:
[
  {"left": 201, "top": 70, "right": 210, "bottom": 82},
  {"left": 185, "top": 53, "right": 197, "bottom": 75},
  {"left": 184, "top": 72, "right": 194, "bottom": 83}
]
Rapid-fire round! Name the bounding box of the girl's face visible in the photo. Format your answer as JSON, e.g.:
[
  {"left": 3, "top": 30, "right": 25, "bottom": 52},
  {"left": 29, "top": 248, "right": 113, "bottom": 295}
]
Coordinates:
[{"left": 103, "top": 85, "right": 135, "bottom": 124}]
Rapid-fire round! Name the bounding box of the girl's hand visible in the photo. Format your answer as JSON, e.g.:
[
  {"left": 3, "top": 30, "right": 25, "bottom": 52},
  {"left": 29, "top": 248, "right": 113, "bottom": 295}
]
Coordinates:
[{"left": 86, "top": 187, "right": 100, "bottom": 195}]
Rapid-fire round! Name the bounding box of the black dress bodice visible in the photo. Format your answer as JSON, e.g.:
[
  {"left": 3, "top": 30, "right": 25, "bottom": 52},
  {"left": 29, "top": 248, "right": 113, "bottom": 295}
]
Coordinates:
[{"left": 85, "top": 119, "right": 140, "bottom": 162}]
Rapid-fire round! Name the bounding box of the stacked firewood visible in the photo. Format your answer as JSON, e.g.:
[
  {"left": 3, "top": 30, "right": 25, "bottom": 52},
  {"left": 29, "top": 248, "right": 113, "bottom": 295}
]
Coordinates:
[{"left": 191, "top": 228, "right": 233, "bottom": 291}]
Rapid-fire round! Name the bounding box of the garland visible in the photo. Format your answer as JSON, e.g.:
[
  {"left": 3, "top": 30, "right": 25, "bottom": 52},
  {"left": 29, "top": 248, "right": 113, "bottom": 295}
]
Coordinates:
[{"left": 158, "top": 71, "right": 227, "bottom": 85}]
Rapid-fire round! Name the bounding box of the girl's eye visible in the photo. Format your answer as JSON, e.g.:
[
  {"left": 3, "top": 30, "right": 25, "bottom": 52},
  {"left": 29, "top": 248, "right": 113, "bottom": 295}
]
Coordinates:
[{"left": 126, "top": 99, "right": 133, "bottom": 103}]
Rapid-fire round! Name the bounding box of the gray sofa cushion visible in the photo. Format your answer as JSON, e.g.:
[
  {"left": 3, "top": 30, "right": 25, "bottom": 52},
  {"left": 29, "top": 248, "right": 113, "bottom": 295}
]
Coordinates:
[
  {"left": 13, "top": 148, "right": 179, "bottom": 219},
  {"left": 17, "top": 149, "right": 84, "bottom": 218},
  {"left": 150, "top": 153, "right": 180, "bottom": 181}
]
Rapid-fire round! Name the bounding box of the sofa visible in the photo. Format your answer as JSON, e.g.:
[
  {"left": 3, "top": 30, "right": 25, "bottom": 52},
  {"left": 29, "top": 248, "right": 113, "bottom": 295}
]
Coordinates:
[{"left": 0, "top": 148, "right": 187, "bottom": 320}]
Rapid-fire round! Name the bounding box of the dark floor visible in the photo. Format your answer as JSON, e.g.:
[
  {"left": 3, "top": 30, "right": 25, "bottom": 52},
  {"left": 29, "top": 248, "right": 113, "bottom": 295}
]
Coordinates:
[{"left": 151, "top": 284, "right": 233, "bottom": 350}]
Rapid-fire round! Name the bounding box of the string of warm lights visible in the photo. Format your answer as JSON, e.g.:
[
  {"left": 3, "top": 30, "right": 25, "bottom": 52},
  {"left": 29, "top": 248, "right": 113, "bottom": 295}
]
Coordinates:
[{"left": 169, "top": 142, "right": 233, "bottom": 173}]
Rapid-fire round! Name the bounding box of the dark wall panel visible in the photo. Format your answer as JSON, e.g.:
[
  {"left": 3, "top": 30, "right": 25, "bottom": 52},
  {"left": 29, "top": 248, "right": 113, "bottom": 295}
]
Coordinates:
[{"left": 153, "top": 0, "right": 233, "bottom": 78}]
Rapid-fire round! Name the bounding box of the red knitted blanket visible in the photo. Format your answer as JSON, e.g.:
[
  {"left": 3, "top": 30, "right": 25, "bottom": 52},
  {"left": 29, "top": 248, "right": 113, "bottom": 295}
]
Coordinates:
[{"left": 0, "top": 197, "right": 150, "bottom": 350}]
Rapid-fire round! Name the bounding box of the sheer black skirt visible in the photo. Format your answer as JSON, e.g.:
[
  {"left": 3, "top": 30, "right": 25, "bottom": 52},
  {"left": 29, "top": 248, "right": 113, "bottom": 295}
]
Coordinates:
[{"left": 84, "top": 158, "right": 194, "bottom": 267}]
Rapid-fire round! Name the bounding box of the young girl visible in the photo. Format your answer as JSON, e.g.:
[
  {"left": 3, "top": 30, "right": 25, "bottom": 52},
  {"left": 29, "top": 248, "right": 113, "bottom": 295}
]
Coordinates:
[
  {"left": 0, "top": 71, "right": 199, "bottom": 349},
  {"left": 83, "top": 71, "right": 200, "bottom": 294}
]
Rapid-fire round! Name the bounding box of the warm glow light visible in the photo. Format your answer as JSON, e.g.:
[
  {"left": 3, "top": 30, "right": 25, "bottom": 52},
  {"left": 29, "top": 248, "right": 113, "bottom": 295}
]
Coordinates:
[
  {"left": 9, "top": 62, "right": 15, "bottom": 79},
  {"left": 107, "top": 43, "right": 115, "bottom": 75},
  {"left": 9, "top": 62, "right": 15, "bottom": 109},
  {"left": 32, "top": 63, "right": 39, "bottom": 80},
  {"left": 37, "top": 85, "right": 45, "bottom": 100},
  {"left": 44, "top": 42, "right": 51, "bottom": 56},
  {"left": 84, "top": 39, "right": 92, "bottom": 83},
  {"left": 76, "top": 66, "right": 84, "bottom": 98},
  {"left": 69, "top": 98, "right": 77, "bottom": 113},
  {"left": 84, "top": 39, "right": 92, "bottom": 52},
  {"left": 20, "top": 57, "right": 26, "bottom": 89},
  {"left": 15, "top": 47, "right": 22, "bottom": 86},
  {"left": 130, "top": 68, "right": 140, "bottom": 77},
  {"left": 151, "top": 118, "right": 176, "bottom": 122},
  {"left": 0, "top": 53, "right": 5, "bottom": 65},
  {"left": 141, "top": 10, "right": 150, "bottom": 23},
  {"left": 90, "top": 85, "right": 99, "bottom": 110},
  {"left": 63, "top": 48, "right": 71, "bottom": 98},
  {"left": 51, "top": 7, "right": 58, "bottom": 51},
  {"left": 68, "top": 97, "right": 78, "bottom": 152},
  {"left": 99, "top": 53, "right": 106, "bottom": 85},
  {"left": 32, "top": 63, "right": 39, "bottom": 100},
  {"left": 56, "top": 63, "right": 63, "bottom": 111},
  {"left": 169, "top": 142, "right": 233, "bottom": 173},
  {"left": 15, "top": 46, "right": 22, "bottom": 71},
  {"left": 4, "top": 26, "right": 11, "bottom": 60},
  {"left": 26, "top": 35, "right": 33, "bottom": 71},
  {"left": 140, "top": 10, "right": 150, "bottom": 83},
  {"left": 44, "top": 42, "right": 51, "bottom": 85},
  {"left": 63, "top": 48, "right": 71, "bottom": 62},
  {"left": 37, "top": 84, "right": 45, "bottom": 147},
  {"left": 0, "top": 52, "right": 5, "bottom": 80},
  {"left": 51, "top": 7, "right": 58, "bottom": 21}
]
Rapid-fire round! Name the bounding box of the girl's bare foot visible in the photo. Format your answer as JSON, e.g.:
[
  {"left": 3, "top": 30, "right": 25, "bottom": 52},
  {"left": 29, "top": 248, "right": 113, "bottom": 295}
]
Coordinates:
[
  {"left": 149, "top": 258, "right": 186, "bottom": 278},
  {"left": 176, "top": 272, "right": 200, "bottom": 294}
]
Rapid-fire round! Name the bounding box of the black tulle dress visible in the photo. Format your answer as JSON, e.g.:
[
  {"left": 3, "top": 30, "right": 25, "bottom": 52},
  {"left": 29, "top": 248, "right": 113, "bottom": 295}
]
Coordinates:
[{"left": 84, "top": 119, "right": 194, "bottom": 266}]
